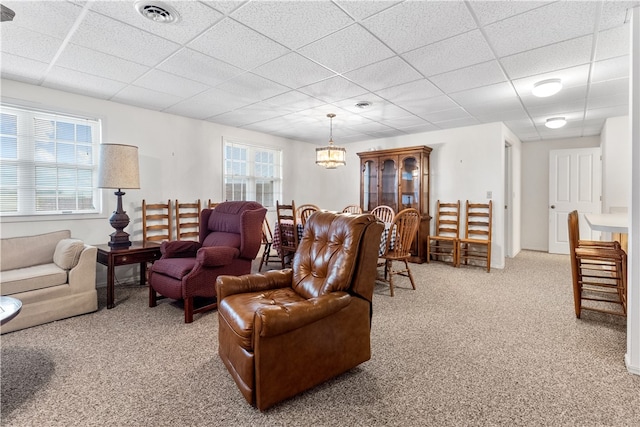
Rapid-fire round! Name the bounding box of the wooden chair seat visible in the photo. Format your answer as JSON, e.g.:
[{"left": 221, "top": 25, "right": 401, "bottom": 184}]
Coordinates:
[
  {"left": 427, "top": 200, "right": 460, "bottom": 266},
  {"left": 457, "top": 201, "right": 492, "bottom": 272}
]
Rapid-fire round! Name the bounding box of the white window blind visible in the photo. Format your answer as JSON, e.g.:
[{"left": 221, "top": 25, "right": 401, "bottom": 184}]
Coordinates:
[
  {"left": 223, "top": 139, "right": 282, "bottom": 208},
  {"left": 0, "top": 104, "right": 101, "bottom": 216}
]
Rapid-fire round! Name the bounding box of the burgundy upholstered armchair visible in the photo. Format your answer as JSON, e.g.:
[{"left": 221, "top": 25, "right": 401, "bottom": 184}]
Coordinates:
[
  {"left": 216, "top": 211, "right": 384, "bottom": 410},
  {"left": 148, "top": 201, "right": 266, "bottom": 323}
]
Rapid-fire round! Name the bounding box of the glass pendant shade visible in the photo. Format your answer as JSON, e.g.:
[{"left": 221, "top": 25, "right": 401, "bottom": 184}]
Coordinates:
[{"left": 316, "top": 113, "right": 346, "bottom": 169}]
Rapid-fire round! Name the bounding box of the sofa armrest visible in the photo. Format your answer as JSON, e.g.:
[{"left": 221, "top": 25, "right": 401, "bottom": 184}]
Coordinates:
[
  {"left": 216, "top": 269, "right": 293, "bottom": 301},
  {"left": 255, "top": 292, "right": 351, "bottom": 337},
  {"left": 68, "top": 244, "right": 97, "bottom": 293}
]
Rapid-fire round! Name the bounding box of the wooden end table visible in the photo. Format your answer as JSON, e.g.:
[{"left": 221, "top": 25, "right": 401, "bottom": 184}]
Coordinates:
[{"left": 96, "top": 241, "right": 162, "bottom": 309}]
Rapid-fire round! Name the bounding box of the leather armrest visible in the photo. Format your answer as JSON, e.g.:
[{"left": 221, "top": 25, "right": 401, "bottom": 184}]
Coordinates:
[
  {"left": 161, "top": 240, "right": 200, "bottom": 258},
  {"left": 216, "top": 269, "right": 293, "bottom": 301},
  {"left": 255, "top": 292, "right": 351, "bottom": 337},
  {"left": 196, "top": 246, "right": 239, "bottom": 267}
]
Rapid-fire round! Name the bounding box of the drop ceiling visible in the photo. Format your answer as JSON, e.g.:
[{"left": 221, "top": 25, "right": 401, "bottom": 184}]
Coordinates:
[{"left": 1, "top": 0, "right": 638, "bottom": 144}]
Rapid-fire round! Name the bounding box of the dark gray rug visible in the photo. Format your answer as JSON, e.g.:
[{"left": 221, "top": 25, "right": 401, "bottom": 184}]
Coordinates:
[{"left": 2, "top": 251, "right": 639, "bottom": 426}]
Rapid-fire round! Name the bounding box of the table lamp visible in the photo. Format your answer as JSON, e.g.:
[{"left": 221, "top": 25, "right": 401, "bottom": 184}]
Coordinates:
[{"left": 98, "top": 143, "right": 140, "bottom": 248}]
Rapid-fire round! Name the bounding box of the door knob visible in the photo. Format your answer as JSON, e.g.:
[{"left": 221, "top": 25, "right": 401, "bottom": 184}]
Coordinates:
[{"left": 550, "top": 205, "right": 556, "bottom": 209}]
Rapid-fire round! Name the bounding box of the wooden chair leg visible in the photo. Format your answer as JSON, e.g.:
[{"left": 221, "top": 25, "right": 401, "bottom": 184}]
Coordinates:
[
  {"left": 149, "top": 286, "right": 157, "bottom": 307},
  {"left": 184, "top": 297, "right": 194, "bottom": 323},
  {"left": 387, "top": 260, "right": 394, "bottom": 297},
  {"left": 405, "top": 260, "right": 416, "bottom": 290}
]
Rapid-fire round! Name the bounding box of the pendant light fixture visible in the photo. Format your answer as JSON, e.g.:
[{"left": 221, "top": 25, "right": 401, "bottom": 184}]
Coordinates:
[{"left": 315, "top": 113, "right": 346, "bottom": 169}]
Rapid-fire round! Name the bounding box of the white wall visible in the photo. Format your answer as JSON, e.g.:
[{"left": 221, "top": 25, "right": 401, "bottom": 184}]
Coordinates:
[
  {"left": 601, "top": 116, "right": 631, "bottom": 213},
  {"left": 521, "top": 135, "right": 600, "bottom": 251},
  {"left": 1, "top": 79, "right": 519, "bottom": 271}
]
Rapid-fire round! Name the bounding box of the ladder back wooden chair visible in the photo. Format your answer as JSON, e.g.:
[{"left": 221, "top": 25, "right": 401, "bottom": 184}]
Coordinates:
[
  {"left": 377, "top": 208, "right": 420, "bottom": 296},
  {"left": 568, "top": 210, "right": 627, "bottom": 318},
  {"left": 370, "top": 205, "right": 395, "bottom": 225},
  {"left": 258, "top": 217, "right": 278, "bottom": 272},
  {"left": 427, "top": 200, "right": 460, "bottom": 266},
  {"left": 457, "top": 201, "right": 492, "bottom": 272},
  {"left": 142, "top": 199, "right": 173, "bottom": 243},
  {"left": 175, "top": 199, "right": 201, "bottom": 241},
  {"left": 276, "top": 200, "right": 299, "bottom": 268},
  {"left": 296, "top": 204, "right": 319, "bottom": 218},
  {"left": 207, "top": 199, "right": 222, "bottom": 209}
]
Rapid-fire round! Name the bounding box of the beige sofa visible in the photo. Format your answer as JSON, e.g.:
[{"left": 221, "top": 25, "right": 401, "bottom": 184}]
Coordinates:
[{"left": 0, "top": 230, "right": 97, "bottom": 334}]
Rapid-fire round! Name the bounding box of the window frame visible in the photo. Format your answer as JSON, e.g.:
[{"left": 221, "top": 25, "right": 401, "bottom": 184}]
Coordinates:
[
  {"left": 0, "top": 103, "right": 105, "bottom": 221},
  {"left": 222, "top": 138, "right": 283, "bottom": 209}
]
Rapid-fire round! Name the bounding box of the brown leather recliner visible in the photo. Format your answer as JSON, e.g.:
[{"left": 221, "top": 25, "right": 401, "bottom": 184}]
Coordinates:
[{"left": 216, "top": 211, "right": 384, "bottom": 410}]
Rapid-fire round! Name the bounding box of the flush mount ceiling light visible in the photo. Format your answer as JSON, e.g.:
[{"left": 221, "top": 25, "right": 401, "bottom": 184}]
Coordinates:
[
  {"left": 135, "top": 1, "right": 180, "bottom": 23},
  {"left": 316, "top": 113, "right": 346, "bottom": 169},
  {"left": 532, "top": 78, "right": 563, "bottom": 97},
  {"left": 355, "top": 101, "right": 372, "bottom": 109},
  {"left": 545, "top": 117, "right": 567, "bottom": 129}
]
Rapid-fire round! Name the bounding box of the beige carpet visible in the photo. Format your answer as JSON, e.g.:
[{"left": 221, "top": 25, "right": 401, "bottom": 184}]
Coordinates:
[{"left": 1, "top": 251, "right": 639, "bottom": 426}]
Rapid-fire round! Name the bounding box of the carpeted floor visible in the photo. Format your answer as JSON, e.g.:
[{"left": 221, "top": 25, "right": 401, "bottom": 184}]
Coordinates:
[{"left": 1, "top": 250, "right": 639, "bottom": 426}]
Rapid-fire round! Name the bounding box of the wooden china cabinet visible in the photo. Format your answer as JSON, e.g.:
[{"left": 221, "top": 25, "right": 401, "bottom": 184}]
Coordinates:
[{"left": 357, "top": 145, "right": 432, "bottom": 263}]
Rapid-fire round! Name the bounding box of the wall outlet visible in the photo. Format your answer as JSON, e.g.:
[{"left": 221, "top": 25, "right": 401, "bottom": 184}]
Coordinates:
[{"left": 486, "top": 191, "right": 492, "bottom": 199}]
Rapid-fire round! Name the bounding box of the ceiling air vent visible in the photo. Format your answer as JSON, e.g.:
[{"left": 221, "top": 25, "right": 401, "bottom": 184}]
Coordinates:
[
  {"left": 355, "top": 101, "right": 372, "bottom": 109},
  {"left": 135, "top": 1, "right": 180, "bottom": 24}
]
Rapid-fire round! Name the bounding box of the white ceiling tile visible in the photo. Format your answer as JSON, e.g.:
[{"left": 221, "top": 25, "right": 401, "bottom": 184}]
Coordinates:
[
  {"left": 165, "top": 88, "right": 251, "bottom": 119},
  {"left": 382, "top": 115, "right": 430, "bottom": 129},
  {"left": 131, "top": 69, "right": 209, "bottom": 98},
  {"left": 399, "top": 123, "right": 440, "bottom": 134},
  {"left": 1, "top": 26, "right": 62, "bottom": 63},
  {"left": 335, "top": 1, "right": 402, "bottom": 21},
  {"left": 511, "top": 65, "right": 590, "bottom": 98},
  {"left": 215, "top": 73, "right": 289, "bottom": 103},
  {"left": 362, "top": 1, "right": 476, "bottom": 53},
  {"left": 0, "top": 53, "right": 48, "bottom": 84},
  {"left": 595, "top": 26, "right": 631, "bottom": 61},
  {"left": 434, "top": 116, "right": 481, "bottom": 130},
  {"left": 420, "top": 108, "right": 472, "bottom": 123},
  {"left": 591, "top": 56, "right": 630, "bottom": 83},
  {"left": 464, "top": 101, "right": 526, "bottom": 118},
  {"left": 111, "top": 85, "right": 183, "bottom": 111},
  {"left": 89, "top": 0, "right": 223, "bottom": 44},
  {"left": 500, "top": 36, "right": 593, "bottom": 80},
  {"left": 483, "top": 1, "right": 597, "bottom": 57},
  {"left": 475, "top": 107, "right": 531, "bottom": 123},
  {"left": 252, "top": 53, "right": 336, "bottom": 90},
  {"left": 585, "top": 104, "right": 630, "bottom": 120},
  {"left": 157, "top": 48, "right": 244, "bottom": 87},
  {"left": 399, "top": 95, "right": 460, "bottom": 116},
  {"left": 468, "top": 1, "right": 552, "bottom": 26},
  {"left": 71, "top": 11, "right": 181, "bottom": 66},
  {"left": 298, "top": 76, "right": 368, "bottom": 103},
  {"left": 402, "top": 30, "right": 495, "bottom": 77},
  {"left": 211, "top": 104, "right": 286, "bottom": 127},
  {"left": 449, "top": 82, "right": 518, "bottom": 108},
  {"left": 199, "top": 1, "right": 245, "bottom": 15},
  {"left": 298, "top": 24, "right": 395, "bottom": 74},
  {"left": 521, "top": 85, "right": 589, "bottom": 111},
  {"left": 230, "top": 1, "right": 353, "bottom": 49},
  {"left": 527, "top": 99, "right": 586, "bottom": 117},
  {"left": 430, "top": 61, "right": 506, "bottom": 93},
  {"left": 376, "top": 79, "right": 443, "bottom": 104},
  {"left": 589, "top": 78, "right": 629, "bottom": 99},
  {"left": 43, "top": 67, "right": 127, "bottom": 100},
  {"left": 188, "top": 18, "right": 289, "bottom": 70},
  {"left": 56, "top": 43, "right": 149, "bottom": 83},
  {"left": 343, "top": 56, "right": 422, "bottom": 92},
  {"left": 262, "top": 91, "right": 326, "bottom": 112},
  {"left": 599, "top": 1, "right": 640, "bottom": 30},
  {"left": 1, "top": 0, "right": 84, "bottom": 39}
]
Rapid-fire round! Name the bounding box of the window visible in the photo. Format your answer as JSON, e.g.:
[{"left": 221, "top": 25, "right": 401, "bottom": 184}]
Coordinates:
[
  {"left": 0, "top": 104, "right": 101, "bottom": 216},
  {"left": 223, "top": 139, "right": 282, "bottom": 208}
]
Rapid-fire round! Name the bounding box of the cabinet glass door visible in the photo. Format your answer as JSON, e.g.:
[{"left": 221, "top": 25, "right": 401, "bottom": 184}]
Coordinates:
[
  {"left": 400, "top": 156, "right": 420, "bottom": 210},
  {"left": 362, "top": 159, "right": 378, "bottom": 212},
  {"left": 380, "top": 158, "right": 398, "bottom": 213}
]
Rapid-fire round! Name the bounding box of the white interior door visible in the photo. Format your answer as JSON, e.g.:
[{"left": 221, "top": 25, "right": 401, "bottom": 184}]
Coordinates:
[{"left": 548, "top": 147, "right": 602, "bottom": 254}]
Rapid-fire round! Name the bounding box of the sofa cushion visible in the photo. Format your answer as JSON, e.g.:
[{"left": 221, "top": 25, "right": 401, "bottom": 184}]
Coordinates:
[
  {"left": 0, "top": 263, "right": 68, "bottom": 295},
  {"left": 1, "top": 230, "right": 72, "bottom": 271},
  {"left": 53, "top": 239, "right": 85, "bottom": 270}
]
